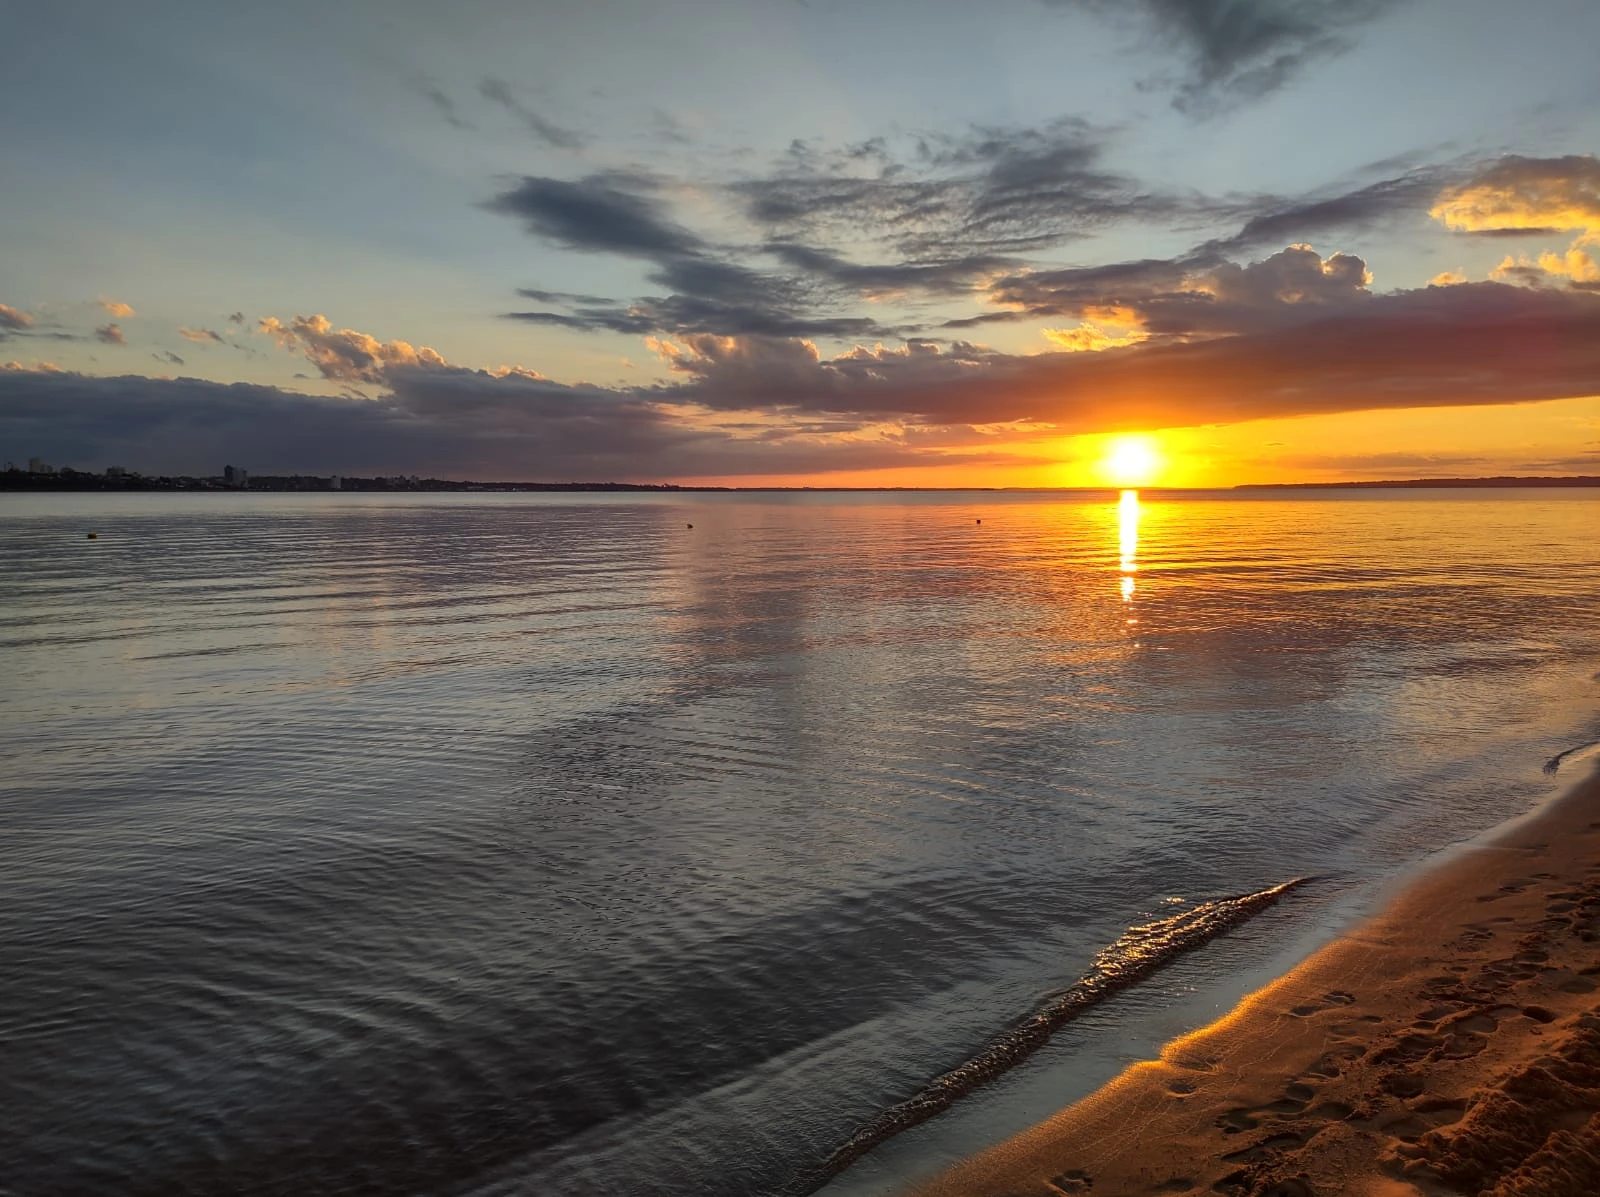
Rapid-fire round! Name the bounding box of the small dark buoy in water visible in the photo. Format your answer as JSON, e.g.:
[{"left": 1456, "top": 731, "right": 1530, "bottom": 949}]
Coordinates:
[
  {"left": 86, "top": 532, "right": 98, "bottom": 539},
  {"left": 975, "top": 518, "right": 982, "bottom": 524},
  {"left": 686, "top": 523, "right": 694, "bottom": 529}
]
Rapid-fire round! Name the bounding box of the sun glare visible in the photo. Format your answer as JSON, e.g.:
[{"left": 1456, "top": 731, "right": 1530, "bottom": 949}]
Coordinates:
[{"left": 1100, "top": 434, "right": 1163, "bottom": 487}]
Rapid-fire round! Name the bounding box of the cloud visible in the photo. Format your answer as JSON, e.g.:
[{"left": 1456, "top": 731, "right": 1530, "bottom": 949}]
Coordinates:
[
  {"left": 1207, "top": 166, "right": 1453, "bottom": 256},
  {"left": 763, "top": 243, "right": 1014, "bottom": 298},
  {"left": 1435, "top": 156, "right": 1600, "bottom": 287},
  {"left": 731, "top": 119, "right": 1193, "bottom": 256},
  {"left": 1060, "top": 0, "right": 1402, "bottom": 112},
  {"left": 416, "top": 78, "right": 471, "bottom": 130},
  {"left": 95, "top": 323, "right": 126, "bottom": 345},
  {"left": 258, "top": 314, "right": 447, "bottom": 383},
  {"left": 153, "top": 351, "right": 185, "bottom": 366},
  {"left": 1268, "top": 450, "right": 1493, "bottom": 475},
  {"left": 514, "top": 286, "right": 615, "bottom": 307},
  {"left": 228, "top": 311, "right": 245, "bottom": 324},
  {"left": 99, "top": 298, "right": 135, "bottom": 318},
  {"left": 506, "top": 296, "right": 891, "bottom": 340},
  {"left": 478, "top": 77, "right": 583, "bottom": 149},
  {"left": 0, "top": 364, "right": 1023, "bottom": 480},
  {"left": 1431, "top": 155, "right": 1600, "bottom": 235},
  {"left": 646, "top": 280, "right": 1600, "bottom": 431},
  {"left": 9, "top": 278, "right": 1600, "bottom": 481},
  {"left": 1042, "top": 308, "right": 1148, "bottom": 352},
  {"left": 979, "top": 243, "right": 1374, "bottom": 340},
  {"left": 1430, "top": 270, "right": 1467, "bottom": 286},
  {"left": 489, "top": 141, "right": 1182, "bottom": 339},
  {"left": 487, "top": 173, "right": 704, "bottom": 258},
  {"left": 1492, "top": 242, "right": 1600, "bottom": 287},
  {"left": 0, "top": 303, "right": 35, "bottom": 332},
  {"left": 492, "top": 178, "right": 909, "bottom": 339},
  {"left": 179, "top": 326, "right": 225, "bottom": 343}
]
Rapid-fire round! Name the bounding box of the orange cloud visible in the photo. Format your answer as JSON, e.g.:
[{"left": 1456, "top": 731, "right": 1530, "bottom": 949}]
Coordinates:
[
  {"left": 1538, "top": 237, "right": 1600, "bottom": 284},
  {"left": 259, "top": 314, "right": 448, "bottom": 383},
  {"left": 1430, "top": 155, "right": 1600, "bottom": 234},
  {"left": 1429, "top": 270, "right": 1467, "bottom": 286},
  {"left": 1042, "top": 306, "right": 1148, "bottom": 352},
  {"left": 99, "top": 298, "right": 135, "bottom": 318},
  {"left": 1434, "top": 156, "right": 1600, "bottom": 289},
  {"left": 0, "top": 303, "right": 35, "bottom": 330}
]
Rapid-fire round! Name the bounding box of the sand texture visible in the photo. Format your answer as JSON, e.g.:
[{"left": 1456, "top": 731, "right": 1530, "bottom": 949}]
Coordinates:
[{"left": 912, "top": 772, "right": 1600, "bottom": 1197}]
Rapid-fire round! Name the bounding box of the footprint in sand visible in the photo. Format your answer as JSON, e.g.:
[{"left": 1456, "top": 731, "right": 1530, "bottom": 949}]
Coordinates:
[{"left": 1047, "top": 1167, "right": 1093, "bottom": 1193}]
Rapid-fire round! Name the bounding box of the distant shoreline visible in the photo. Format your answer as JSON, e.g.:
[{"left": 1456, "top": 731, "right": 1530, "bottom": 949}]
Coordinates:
[{"left": 4, "top": 469, "right": 1597, "bottom": 494}]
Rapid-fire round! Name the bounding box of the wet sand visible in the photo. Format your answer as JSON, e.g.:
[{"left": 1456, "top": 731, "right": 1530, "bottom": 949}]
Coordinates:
[{"left": 913, "top": 769, "right": 1600, "bottom": 1197}]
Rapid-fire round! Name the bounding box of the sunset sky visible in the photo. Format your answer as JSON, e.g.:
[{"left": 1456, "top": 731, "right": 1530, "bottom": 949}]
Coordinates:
[{"left": 3, "top": 0, "right": 1598, "bottom": 486}]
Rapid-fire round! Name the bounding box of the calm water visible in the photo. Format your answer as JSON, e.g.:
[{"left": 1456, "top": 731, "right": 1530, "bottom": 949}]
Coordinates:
[{"left": 3, "top": 489, "right": 1597, "bottom": 1196}]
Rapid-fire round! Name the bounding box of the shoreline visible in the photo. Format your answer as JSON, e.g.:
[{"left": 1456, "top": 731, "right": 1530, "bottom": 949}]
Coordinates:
[{"left": 910, "top": 767, "right": 1600, "bottom": 1197}]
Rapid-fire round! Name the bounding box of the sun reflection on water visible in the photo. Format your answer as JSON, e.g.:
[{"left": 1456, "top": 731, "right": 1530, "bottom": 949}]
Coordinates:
[{"left": 1118, "top": 489, "right": 1139, "bottom": 605}]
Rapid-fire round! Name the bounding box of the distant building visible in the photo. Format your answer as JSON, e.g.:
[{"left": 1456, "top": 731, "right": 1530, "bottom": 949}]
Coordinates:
[
  {"left": 27, "top": 457, "right": 53, "bottom": 474},
  {"left": 328, "top": 475, "right": 342, "bottom": 490},
  {"left": 223, "top": 464, "right": 249, "bottom": 488},
  {"left": 106, "top": 466, "right": 126, "bottom": 478}
]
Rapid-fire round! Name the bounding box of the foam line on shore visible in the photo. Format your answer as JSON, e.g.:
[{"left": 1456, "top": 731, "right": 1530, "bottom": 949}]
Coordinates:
[
  {"left": 792, "top": 877, "right": 1313, "bottom": 1192},
  {"left": 1543, "top": 737, "right": 1600, "bottom": 775}
]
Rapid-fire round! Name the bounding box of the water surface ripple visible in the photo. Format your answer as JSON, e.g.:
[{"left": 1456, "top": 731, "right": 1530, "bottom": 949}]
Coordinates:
[{"left": 2, "top": 490, "right": 1597, "bottom": 1196}]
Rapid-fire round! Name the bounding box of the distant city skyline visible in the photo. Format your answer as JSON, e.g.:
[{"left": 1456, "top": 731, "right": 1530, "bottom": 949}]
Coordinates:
[{"left": 2, "top": 0, "right": 1598, "bottom": 485}]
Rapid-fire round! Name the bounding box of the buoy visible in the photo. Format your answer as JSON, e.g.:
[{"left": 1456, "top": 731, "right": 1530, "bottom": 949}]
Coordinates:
[
  {"left": 975, "top": 518, "right": 982, "bottom": 524},
  {"left": 86, "top": 532, "right": 98, "bottom": 539},
  {"left": 686, "top": 523, "right": 694, "bottom": 529}
]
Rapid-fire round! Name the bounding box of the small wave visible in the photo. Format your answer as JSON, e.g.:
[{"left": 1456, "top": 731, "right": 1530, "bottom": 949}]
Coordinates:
[
  {"left": 792, "top": 877, "right": 1313, "bottom": 1192},
  {"left": 1543, "top": 739, "right": 1600, "bottom": 776}
]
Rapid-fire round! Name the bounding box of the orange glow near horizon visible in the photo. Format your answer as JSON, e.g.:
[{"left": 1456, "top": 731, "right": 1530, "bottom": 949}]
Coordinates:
[{"left": 666, "top": 394, "right": 1598, "bottom": 490}]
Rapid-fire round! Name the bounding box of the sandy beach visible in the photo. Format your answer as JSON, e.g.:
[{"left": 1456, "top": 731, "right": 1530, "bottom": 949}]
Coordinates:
[{"left": 913, "top": 768, "right": 1600, "bottom": 1197}]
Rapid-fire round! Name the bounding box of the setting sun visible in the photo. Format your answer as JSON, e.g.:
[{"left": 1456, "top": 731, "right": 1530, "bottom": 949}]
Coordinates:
[{"left": 1099, "top": 434, "right": 1164, "bottom": 487}]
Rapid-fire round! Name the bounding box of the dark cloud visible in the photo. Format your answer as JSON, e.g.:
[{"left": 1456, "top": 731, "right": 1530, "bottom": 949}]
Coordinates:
[
  {"left": 153, "top": 351, "right": 185, "bottom": 366},
  {"left": 1060, "top": 0, "right": 1403, "bottom": 112},
  {"left": 10, "top": 281, "right": 1599, "bottom": 479},
  {"left": 488, "top": 129, "right": 1210, "bottom": 340},
  {"left": 515, "top": 286, "right": 615, "bottom": 307},
  {"left": 95, "top": 323, "right": 126, "bottom": 345},
  {"left": 505, "top": 295, "right": 892, "bottom": 340},
  {"left": 0, "top": 365, "right": 1020, "bottom": 480},
  {"left": 650, "top": 281, "right": 1600, "bottom": 429},
  {"left": 492, "top": 179, "right": 911, "bottom": 338},
  {"left": 731, "top": 119, "right": 1196, "bottom": 256},
  {"left": 487, "top": 173, "right": 704, "bottom": 258},
  {"left": 968, "top": 244, "right": 1374, "bottom": 342},
  {"left": 1205, "top": 166, "right": 1453, "bottom": 256},
  {"left": 478, "top": 77, "right": 583, "bottom": 149},
  {"left": 764, "top": 244, "right": 1014, "bottom": 296},
  {"left": 417, "top": 79, "right": 471, "bottom": 130},
  {"left": 228, "top": 312, "right": 246, "bottom": 325}
]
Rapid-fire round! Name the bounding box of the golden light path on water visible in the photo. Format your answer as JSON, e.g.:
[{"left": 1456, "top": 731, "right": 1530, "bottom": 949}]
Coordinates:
[{"left": 1118, "top": 489, "right": 1139, "bottom": 606}]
